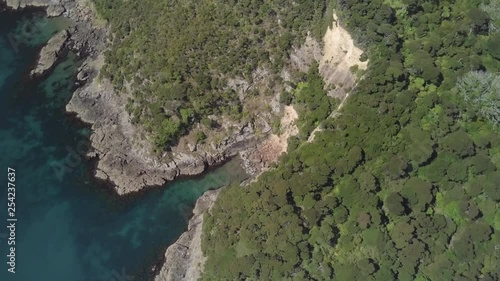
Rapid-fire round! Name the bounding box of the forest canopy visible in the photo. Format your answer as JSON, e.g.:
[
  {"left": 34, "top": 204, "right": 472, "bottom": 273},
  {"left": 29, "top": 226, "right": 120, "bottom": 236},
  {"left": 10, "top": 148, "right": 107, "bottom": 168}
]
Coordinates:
[{"left": 199, "top": 0, "right": 500, "bottom": 280}]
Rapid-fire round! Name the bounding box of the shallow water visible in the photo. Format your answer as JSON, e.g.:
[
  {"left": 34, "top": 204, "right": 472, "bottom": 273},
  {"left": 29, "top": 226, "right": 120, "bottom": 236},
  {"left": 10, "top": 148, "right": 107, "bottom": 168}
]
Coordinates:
[{"left": 0, "top": 9, "right": 246, "bottom": 281}]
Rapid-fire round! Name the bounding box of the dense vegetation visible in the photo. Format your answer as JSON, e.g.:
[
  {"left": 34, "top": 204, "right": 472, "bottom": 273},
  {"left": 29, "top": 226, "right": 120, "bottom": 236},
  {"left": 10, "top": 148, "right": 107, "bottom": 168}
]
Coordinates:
[
  {"left": 94, "top": 0, "right": 332, "bottom": 150},
  {"left": 287, "top": 62, "right": 337, "bottom": 141},
  {"left": 201, "top": 0, "right": 500, "bottom": 280}
]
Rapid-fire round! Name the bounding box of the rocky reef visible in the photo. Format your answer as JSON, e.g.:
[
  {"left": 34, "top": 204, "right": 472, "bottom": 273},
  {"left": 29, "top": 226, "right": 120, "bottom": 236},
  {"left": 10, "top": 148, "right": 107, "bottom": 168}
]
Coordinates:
[{"left": 31, "top": 29, "right": 68, "bottom": 76}]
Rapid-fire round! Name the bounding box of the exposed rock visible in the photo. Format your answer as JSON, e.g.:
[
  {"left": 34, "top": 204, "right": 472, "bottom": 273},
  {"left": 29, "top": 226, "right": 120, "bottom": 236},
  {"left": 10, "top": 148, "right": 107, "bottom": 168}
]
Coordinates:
[
  {"left": 289, "top": 34, "right": 322, "bottom": 73},
  {"left": 187, "top": 143, "right": 197, "bottom": 152},
  {"left": 31, "top": 29, "right": 68, "bottom": 77},
  {"left": 319, "top": 13, "right": 368, "bottom": 98},
  {"left": 240, "top": 105, "right": 299, "bottom": 176},
  {"left": 4, "top": 0, "right": 19, "bottom": 9},
  {"left": 66, "top": 63, "right": 258, "bottom": 194},
  {"left": 155, "top": 189, "right": 220, "bottom": 281},
  {"left": 288, "top": 12, "right": 367, "bottom": 100},
  {"left": 227, "top": 78, "right": 250, "bottom": 102},
  {"left": 95, "top": 169, "right": 108, "bottom": 181},
  {"left": 46, "top": 4, "right": 64, "bottom": 17},
  {"left": 4, "top": 0, "right": 65, "bottom": 17},
  {"left": 76, "top": 69, "right": 88, "bottom": 81}
]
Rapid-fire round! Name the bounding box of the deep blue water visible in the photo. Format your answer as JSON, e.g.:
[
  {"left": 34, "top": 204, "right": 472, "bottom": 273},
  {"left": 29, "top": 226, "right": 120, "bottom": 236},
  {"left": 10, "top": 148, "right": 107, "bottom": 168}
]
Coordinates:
[{"left": 0, "top": 9, "right": 246, "bottom": 281}]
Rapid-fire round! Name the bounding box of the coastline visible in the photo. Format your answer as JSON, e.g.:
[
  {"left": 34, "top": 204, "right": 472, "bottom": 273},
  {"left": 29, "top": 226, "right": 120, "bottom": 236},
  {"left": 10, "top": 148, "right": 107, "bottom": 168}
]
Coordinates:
[
  {"left": 3, "top": 0, "right": 262, "bottom": 196},
  {"left": 1, "top": 2, "right": 368, "bottom": 280},
  {"left": 154, "top": 189, "right": 221, "bottom": 281},
  {"left": 2, "top": 3, "right": 258, "bottom": 280},
  {"left": 1, "top": 3, "right": 250, "bottom": 280}
]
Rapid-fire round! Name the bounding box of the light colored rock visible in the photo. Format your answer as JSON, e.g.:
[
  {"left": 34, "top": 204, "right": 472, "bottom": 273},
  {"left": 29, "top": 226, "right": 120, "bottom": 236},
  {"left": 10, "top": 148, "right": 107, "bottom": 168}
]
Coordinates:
[
  {"left": 155, "top": 189, "right": 220, "bottom": 281},
  {"left": 76, "top": 70, "right": 88, "bottom": 81},
  {"left": 46, "top": 4, "right": 64, "bottom": 17},
  {"left": 289, "top": 34, "right": 322, "bottom": 73},
  {"left": 31, "top": 30, "right": 68, "bottom": 77},
  {"left": 95, "top": 169, "right": 108, "bottom": 181},
  {"left": 319, "top": 12, "right": 368, "bottom": 98},
  {"left": 240, "top": 105, "right": 299, "bottom": 176},
  {"left": 5, "top": 0, "right": 20, "bottom": 9},
  {"left": 288, "top": 11, "right": 367, "bottom": 100},
  {"left": 4, "top": 0, "right": 64, "bottom": 13},
  {"left": 187, "top": 143, "right": 197, "bottom": 152}
]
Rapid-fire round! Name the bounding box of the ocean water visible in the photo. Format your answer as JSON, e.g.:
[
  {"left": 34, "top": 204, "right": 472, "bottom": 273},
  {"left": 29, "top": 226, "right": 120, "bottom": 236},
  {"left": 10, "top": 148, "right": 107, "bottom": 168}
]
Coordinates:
[{"left": 0, "top": 9, "right": 246, "bottom": 281}]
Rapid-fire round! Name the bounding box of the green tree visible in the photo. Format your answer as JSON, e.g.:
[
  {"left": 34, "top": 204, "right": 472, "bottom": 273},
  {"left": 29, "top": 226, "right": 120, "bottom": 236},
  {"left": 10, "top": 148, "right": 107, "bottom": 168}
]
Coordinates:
[
  {"left": 401, "top": 177, "right": 434, "bottom": 212},
  {"left": 441, "top": 131, "right": 475, "bottom": 158},
  {"left": 390, "top": 220, "right": 415, "bottom": 249},
  {"left": 385, "top": 192, "right": 406, "bottom": 216},
  {"left": 385, "top": 155, "right": 409, "bottom": 180}
]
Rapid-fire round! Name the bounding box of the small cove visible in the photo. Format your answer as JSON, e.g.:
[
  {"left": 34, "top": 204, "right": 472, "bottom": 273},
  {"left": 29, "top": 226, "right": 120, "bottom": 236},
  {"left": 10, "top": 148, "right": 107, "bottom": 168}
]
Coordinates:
[{"left": 0, "top": 9, "right": 246, "bottom": 281}]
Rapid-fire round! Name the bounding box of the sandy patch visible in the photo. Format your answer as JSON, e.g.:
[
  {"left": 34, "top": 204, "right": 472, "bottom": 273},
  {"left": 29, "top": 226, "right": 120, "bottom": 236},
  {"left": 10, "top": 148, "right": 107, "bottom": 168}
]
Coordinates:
[
  {"left": 307, "top": 12, "right": 367, "bottom": 142},
  {"left": 319, "top": 13, "right": 367, "bottom": 90}
]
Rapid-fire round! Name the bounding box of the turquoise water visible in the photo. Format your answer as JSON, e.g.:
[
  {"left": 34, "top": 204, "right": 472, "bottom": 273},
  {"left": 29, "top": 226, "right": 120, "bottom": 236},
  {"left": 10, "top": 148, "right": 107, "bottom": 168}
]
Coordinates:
[{"left": 0, "top": 9, "right": 246, "bottom": 281}]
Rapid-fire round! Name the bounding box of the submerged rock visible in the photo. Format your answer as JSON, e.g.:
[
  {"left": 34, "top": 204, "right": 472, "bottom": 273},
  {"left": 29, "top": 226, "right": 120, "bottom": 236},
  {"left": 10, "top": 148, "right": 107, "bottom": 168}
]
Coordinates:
[{"left": 31, "top": 29, "right": 68, "bottom": 77}]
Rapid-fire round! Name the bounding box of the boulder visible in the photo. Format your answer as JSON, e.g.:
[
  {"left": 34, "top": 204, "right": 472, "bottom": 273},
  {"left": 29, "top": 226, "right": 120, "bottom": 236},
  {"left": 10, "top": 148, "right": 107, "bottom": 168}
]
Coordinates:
[{"left": 46, "top": 4, "right": 65, "bottom": 17}]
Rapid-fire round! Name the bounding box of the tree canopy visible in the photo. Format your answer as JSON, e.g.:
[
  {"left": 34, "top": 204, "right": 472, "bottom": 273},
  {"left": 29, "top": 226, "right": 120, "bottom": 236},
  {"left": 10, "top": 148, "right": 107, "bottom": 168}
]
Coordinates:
[{"left": 199, "top": 0, "right": 500, "bottom": 280}]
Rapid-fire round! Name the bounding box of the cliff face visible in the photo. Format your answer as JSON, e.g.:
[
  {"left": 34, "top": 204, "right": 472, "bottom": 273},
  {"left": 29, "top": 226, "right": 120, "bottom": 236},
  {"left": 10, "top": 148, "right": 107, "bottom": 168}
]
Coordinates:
[
  {"left": 66, "top": 70, "right": 259, "bottom": 194},
  {"left": 241, "top": 11, "right": 368, "bottom": 176}
]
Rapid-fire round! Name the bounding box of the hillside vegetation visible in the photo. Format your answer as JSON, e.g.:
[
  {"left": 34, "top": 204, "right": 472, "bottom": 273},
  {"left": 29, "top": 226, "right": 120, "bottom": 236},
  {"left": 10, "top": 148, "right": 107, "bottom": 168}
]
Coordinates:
[
  {"left": 201, "top": 0, "right": 500, "bottom": 280},
  {"left": 94, "top": 0, "right": 332, "bottom": 151}
]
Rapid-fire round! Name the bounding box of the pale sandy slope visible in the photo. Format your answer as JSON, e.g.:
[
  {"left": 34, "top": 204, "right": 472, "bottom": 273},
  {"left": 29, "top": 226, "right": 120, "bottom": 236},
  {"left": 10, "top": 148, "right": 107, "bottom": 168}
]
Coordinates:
[
  {"left": 308, "top": 12, "right": 368, "bottom": 142},
  {"left": 320, "top": 13, "right": 368, "bottom": 92}
]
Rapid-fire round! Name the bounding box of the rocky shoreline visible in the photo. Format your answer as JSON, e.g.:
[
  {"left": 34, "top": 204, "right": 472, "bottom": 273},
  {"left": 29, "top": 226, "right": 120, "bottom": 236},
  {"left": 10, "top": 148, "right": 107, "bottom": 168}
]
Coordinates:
[
  {"left": 2, "top": 2, "right": 366, "bottom": 280},
  {"left": 154, "top": 189, "right": 220, "bottom": 281},
  {"left": 1, "top": 1, "right": 263, "bottom": 280},
  {"left": 4, "top": 0, "right": 262, "bottom": 196}
]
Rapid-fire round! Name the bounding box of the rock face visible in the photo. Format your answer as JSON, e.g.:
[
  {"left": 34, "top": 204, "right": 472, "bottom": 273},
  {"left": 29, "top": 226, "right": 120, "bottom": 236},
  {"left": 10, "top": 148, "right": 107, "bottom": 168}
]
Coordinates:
[
  {"left": 46, "top": 3, "right": 64, "bottom": 17},
  {"left": 31, "top": 29, "right": 68, "bottom": 77},
  {"left": 155, "top": 189, "right": 220, "bottom": 281}
]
